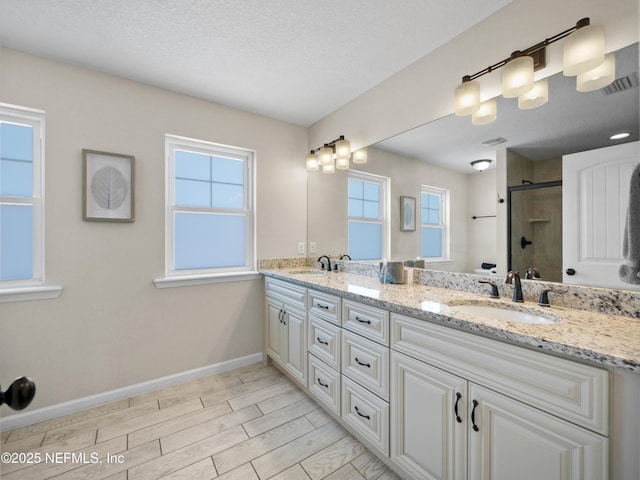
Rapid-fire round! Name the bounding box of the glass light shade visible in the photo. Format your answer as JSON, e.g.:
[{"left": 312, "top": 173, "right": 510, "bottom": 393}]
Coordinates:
[
  {"left": 318, "top": 146, "right": 334, "bottom": 166},
  {"left": 502, "top": 55, "right": 534, "bottom": 98},
  {"left": 563, "top": 24, "right": 605, "bottom": 76},
  {"left": 352, "top": 148, "right": 368, "bottom": 164},
  {"left": 518, "top": 78, "right": 549, "bottom": 109},
  {"left": 577, "top": 53, "right": 615, "bottom": 92},
  {"left": 454, "top": 80, "right": 480, "bottom": 116},
  {"left": 335, "top": 138, "right": 351, "bottom": 159},
  {"left": 471, "top": 159, "right": 492, "bottom": 171},
  {"left": 322, "top": 162, "right": 335, "bottom": 174},
  {"left": 472, "top": 98, "right": 497, "bottom": 125},
  {"left": 336, "top": 157, "right": 350, "bottom": 170},
  {"left": 305, "top": 152, "right": 319, "bottom": 171}
]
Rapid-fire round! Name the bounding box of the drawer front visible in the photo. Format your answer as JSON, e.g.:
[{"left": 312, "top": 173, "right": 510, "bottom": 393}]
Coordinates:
[
  {"left": 342, "top": 299, "right": 389, "bottom": 345},
  {"left": 308, "top": 289, "right": 341, "bottom": 325},
  {"left": 308, "top": 354, "right": 341, "bottom": 416},
  {"left": 308, "top": 316, "right": 341, "bottom": 370},
  {"left": 342, "top": 330, "right": 390, "bottom": 401},
  {"left": 391, "top": 313, "right": 610, "bottom": 435},
  {"left": 342, "top": 376, "right": 389, "bottom": 456},
  {"left": 265, "top": 277, "right": 306, "bottom": 310}
]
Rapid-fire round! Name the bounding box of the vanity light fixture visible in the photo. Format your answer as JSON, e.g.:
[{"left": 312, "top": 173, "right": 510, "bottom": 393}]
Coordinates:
[
  {"left": 454, "top": 18, "right": 612, "bottom": 124},
  {"left": 305, "top": 135, "right": 367, "bottom": 173},
  {"left": 471, "top": 159, "right": 492, "bottom": 171}
]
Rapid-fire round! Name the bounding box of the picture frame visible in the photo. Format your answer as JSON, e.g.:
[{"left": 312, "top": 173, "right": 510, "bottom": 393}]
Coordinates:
[
  {"left": 400, "top": 195, "right": 416, "bottom": 231},
  {"left": 82, "top": 149, "right": 135, "bottom": 222}
]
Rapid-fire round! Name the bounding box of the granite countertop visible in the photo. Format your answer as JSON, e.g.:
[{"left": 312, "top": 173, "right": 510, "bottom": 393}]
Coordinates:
[{"left": 261, "top": 268, "right": 640, "bottom": 374}]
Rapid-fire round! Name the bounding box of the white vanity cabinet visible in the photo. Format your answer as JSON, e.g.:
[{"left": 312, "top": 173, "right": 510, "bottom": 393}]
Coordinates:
[
  {"left": 390, "top": 312, "right": 610, "bottom": 480},
  {"left": 265, "top": 278, "right": 308, "bottom": 387}
]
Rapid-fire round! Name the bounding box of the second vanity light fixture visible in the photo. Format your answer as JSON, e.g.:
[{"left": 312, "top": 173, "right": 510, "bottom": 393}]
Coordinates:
[
  {"left": 305, "top": 135, "right": 368, "bottom": 173},
  {"left": 455, "top": 18, "right": 615, "bottom": 125}
]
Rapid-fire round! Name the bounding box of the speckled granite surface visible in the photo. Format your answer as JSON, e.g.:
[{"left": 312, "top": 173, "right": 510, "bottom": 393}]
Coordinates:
[{"left": 260, "top": 265, "right": 640, "bottom": 374}]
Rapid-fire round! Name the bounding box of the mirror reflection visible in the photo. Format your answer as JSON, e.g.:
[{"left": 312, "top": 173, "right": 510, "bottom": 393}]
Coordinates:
[{"left": 307, "top": 43, "right": 639, "bottom": 289}]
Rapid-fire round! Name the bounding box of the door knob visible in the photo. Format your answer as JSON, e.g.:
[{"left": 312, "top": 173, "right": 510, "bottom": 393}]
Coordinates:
[{"left": 565, "top": 268, "right": 576, "bottom": 276}]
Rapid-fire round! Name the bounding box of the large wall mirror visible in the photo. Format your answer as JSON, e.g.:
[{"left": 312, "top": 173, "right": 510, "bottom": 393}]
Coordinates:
[{"left": 307, "top": 43, "right": 639, "bottom": 290}]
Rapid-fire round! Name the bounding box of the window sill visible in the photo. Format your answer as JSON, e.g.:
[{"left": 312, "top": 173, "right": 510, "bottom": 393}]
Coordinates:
[
  {"left": 0, "top": 285, "right": 62, "bottom": 303},
  {"left": 153, "top": 271, "right": 262, "bottom": 289}
]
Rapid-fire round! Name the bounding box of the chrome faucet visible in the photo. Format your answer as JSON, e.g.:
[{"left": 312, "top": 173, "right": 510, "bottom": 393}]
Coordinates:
[
  {"left": 505, "top": 271, "right": 524, "bottom": 302},
  {"left": 317, "top": 255, "right": 332, "bottom": 271}
]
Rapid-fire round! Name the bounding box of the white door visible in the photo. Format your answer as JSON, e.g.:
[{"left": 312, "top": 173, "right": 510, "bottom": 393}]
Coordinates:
[
  {"left": 284, "top": 306, "right": 307, "bottom": 386},
  {"left": 468, "top": 384, "right": 608, "bottom": 480},
  {"left": 390, "top": 351, "right": 467, "bottom": 480},
  {"left": 266, "top": 298, "right": 285, "bottom": 366},
  {"left": 563, "top": 141, "right": 640, "bottom": 288}
]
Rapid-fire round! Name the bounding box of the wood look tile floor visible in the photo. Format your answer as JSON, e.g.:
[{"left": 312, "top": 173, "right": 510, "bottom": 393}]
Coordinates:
[{"left": 0, "top": 363, "right": 402, "bottom": 480}]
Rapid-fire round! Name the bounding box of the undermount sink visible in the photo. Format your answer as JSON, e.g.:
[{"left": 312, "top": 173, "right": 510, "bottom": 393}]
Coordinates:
[{"left": 448, "top": 304, "right": 560, "bottom": 324}]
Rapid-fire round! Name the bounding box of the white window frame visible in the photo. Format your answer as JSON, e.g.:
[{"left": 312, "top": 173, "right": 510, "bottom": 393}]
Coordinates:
[
  {"left": 155, "top": 134, "right": 258, "bottom": 288},
  {"left": 0, "top": 103, "right": 61, "bottom": 303},
  {"left": 421, "top": 185, "right": 450, "bottom": 262},
  {"left": 347, "top": 170, "right": 390, "bottom": 260}
]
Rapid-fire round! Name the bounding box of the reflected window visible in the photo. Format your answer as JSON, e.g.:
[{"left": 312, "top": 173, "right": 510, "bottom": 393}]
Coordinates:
[
  {"left": 421, "top": 186, "right": 449, "bottom": 260},
  {"left": 0, "top": 106, "right": 44, "bottom": 285},
  {"left": 348, "top": 171, "right": 388, "bottom": 260},
  {"left": 165, "top": 135, "right": 254, "bottom": 275}
]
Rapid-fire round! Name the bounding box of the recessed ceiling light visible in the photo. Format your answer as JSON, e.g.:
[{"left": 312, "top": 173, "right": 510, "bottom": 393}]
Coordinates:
[{"left": 610, "top": 132, "right": 630, "bottom": 140}]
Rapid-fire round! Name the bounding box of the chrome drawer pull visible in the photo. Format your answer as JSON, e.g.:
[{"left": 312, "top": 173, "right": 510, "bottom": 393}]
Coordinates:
[
  {"left": 317, "top": 378, "right": 329, "bottom": 388},
  {"left": 317, "top": 337, "right": 329, "bottom": 345},
  {"left": 355, "top": 357, "right": 371, "bottom": 368},
  {"left": 355, "top": 316, "right": 371, "bottom": 324},
  {"left": 454, "top": 392, "right": 463, "bottom": 423},
  {"left": 355, "top": 406, "right": 370, "bottom": 420}
]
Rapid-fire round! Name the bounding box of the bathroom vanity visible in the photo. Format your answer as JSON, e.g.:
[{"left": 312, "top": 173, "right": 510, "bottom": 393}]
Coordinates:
[{"left": 262, "top": 267, "right": 639, "bottom": 480}]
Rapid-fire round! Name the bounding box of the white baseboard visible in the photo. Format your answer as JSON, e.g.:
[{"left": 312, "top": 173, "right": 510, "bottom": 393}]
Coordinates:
[{"left": 0, "top": 352, "right": 264, "bottom": 432}]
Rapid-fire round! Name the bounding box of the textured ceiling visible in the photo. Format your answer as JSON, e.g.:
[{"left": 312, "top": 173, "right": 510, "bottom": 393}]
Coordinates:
[{"left": 0, "top": 0, "right": 511, "bottom": 126}]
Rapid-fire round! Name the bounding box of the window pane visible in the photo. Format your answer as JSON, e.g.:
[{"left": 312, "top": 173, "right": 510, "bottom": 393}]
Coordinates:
[
  {"left": 363, "top": 200, "right": 379, "bottom": 219},
  {"left": 175, "top": 150, "right": 210, "bottom": 181},
  {"left": 363, "top": 182, "right": 379, "bottom": 202},
  {"left": 211, "top": 183, "right": 243, "bottom": 209},
  {"left": 174, "top": 212, "right": 245, "bottom": 270},
  {"left": 0, "top": 204, "right": 33, "bottom": 280},
  {"left": 348, "top": 221, "right": 382, "bottom": 260},
  {"left": 0, "top": 123, "right": 33, "bottom": 196},
  {"left": 348, "top": 198, "right": 363, "bottom": 217},
  {"left": 422, "top": 226, "right": 442, "bottom": 258},
  {"left": 212, "top": 156, "right": 243, "bottom": 184},
  {"left": 348, "top": 179, "right": 363, "bottom": 200},
  {"left": 175, "top": 179, "right": 210, "bottom": 207},
  {"left": 428, "top": 209, "right": 440, "bottom": 224}
]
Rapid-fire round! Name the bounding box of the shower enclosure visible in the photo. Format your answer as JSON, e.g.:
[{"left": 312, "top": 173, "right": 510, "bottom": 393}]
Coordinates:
[{"left": 508, "top": 180, "right": 563, "bottom": 282}]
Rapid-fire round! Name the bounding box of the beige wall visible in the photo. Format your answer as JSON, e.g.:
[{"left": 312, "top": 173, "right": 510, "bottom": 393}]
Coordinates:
[{"left": 0, "top": 48, "right": 308, "bottom": 416}]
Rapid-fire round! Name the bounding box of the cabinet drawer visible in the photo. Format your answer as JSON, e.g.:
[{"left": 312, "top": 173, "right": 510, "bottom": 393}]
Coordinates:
[
  {"left": 308, "top": 316, "right": 341, "bottom": 370},
  {"left": 308, "top": 354, "right": 341, "bottom": 416},
  {"left": 342, "top": 376, "right": 389, "bottom": 456},
  {"left": 308, "top": 289, "right": 341, "bottom": 325},
  {"left": 391, "top": 313, "right": 610, "bottom": 435},
  {"left": 342, "top": 330, "right": 390, "bottom": 400},
  {"left": 342, "top": 299, "right": 389, "bottom": 345},
  {"left": 265, "top": 277, "right": 306, "bottom": 309}
]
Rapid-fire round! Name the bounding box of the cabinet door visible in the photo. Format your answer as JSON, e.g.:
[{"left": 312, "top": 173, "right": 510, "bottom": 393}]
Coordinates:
[
  {"left": 468, "top": 384, "right": 608, "bottom": 480},
  {"left": 266, "top": 298, "right": 286, "bottom": 366},
  {"left": 391, "top": 351, "right": 467, "bottom": 480},
  {"left": 284, "top": 306, "right": 307, "bottom": 386}
]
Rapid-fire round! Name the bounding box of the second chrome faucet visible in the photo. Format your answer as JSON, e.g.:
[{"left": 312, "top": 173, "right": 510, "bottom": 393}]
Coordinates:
[{"left": 505, "top": 271, "right": 524, "bottom": 302}]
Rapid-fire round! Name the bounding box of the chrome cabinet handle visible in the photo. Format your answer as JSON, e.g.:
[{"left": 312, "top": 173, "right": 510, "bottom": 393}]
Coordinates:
[
  {"left": 355, "top": 406, "right": 370, "bottom": 420},
  {"left": 471, "top": 399, "right": 479, "bottom": 432},
  {"left": 355, "top": 357, "right": 371, "bottom": 368},
  {"left": 454, "top": 392, "right": 463, "bottom": 423}
]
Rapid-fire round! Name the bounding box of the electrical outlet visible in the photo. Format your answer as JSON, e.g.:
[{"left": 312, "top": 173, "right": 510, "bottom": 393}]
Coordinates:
[
  {"left": 309, "top": 242, "right": 317, "bottom": 254},
  {"left": 298, "top": 242, "right": 305, "bottom": 254}
]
